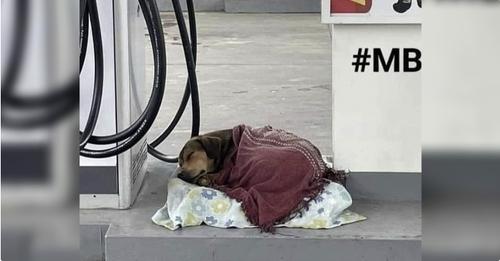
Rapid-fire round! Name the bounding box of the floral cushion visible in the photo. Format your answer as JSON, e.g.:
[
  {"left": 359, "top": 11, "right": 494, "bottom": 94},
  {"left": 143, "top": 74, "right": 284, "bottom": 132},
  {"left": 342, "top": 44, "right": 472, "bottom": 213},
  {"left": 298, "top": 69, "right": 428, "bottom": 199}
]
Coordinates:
[{"left": 152, "top": 178, "right": 366, "bottom": 230}]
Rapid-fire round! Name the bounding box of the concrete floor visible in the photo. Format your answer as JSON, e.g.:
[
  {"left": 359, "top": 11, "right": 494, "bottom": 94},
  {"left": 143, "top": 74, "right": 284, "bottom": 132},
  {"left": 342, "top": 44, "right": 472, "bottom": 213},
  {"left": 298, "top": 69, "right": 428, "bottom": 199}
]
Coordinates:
[
  {"left": 81, "top": 165, "right": 421, "bottom": 261},
  {"left": 81, "top": 166, "right": 421, "bottom": 241},
  {"left": 145, "top": 12, "right": 333, "bottom": 158}
]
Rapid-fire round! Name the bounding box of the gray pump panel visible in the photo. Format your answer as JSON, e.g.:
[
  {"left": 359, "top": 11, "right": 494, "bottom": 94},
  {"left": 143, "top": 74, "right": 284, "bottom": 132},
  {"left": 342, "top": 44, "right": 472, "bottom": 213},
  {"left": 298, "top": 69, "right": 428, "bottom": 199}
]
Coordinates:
[{"left": 79, "top": 0, "right": 147, "bottom": 209}]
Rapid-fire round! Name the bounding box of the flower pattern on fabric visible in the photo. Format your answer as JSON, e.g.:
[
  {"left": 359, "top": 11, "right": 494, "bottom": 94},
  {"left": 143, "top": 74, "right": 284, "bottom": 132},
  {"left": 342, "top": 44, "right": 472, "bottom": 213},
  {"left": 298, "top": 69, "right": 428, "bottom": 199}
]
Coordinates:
[
  {"left": 191, "top": 199, "right": 207, "bottom": 216},
  {"left": 151, "top": 178, "right": 366, "bottom": 231},
  {"left": 224, "top": 219, "right": 234, "bottom": 227},
  {"left": 305, "top": 219, "right": 327, "bottom": 229},
  {"left": 205, "top": 216, "right": 218, "bottom": 225},
  {"left": 188, "top": 190, "right": 200, "bottom": 200},
  {"left": 314, "top": 195, "right": 324, "bottom": 203},
  {"left": 184, "top": 213, "right": 200, "bottom": 226},
  {"left": 211, "top": 199, "right": 230, "bottom": 214},
  {"left": 201, "top": 189, "right": 217, "bottom": 199}
]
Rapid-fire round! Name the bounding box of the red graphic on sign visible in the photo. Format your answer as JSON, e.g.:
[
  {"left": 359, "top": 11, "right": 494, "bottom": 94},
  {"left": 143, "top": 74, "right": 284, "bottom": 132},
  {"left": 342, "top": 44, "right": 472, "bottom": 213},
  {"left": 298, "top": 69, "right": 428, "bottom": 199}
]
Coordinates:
[{"left": 331, "top": 0, "right": 372, "bottom": 14}]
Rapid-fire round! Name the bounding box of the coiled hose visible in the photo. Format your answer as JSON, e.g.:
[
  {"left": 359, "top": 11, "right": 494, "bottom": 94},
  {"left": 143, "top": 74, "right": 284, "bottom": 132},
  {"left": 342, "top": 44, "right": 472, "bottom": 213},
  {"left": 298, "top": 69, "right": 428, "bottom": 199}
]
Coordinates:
[{"left": 79, "top": 0, "right": 200, "bottom": 162}]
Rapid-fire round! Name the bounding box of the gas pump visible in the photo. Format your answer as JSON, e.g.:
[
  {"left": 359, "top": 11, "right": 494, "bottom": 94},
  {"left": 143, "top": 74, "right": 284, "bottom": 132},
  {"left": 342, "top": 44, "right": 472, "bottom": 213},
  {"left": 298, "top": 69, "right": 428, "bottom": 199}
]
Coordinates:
[{"left": 79, "top": 0, "right": 200, "bottom": 208}]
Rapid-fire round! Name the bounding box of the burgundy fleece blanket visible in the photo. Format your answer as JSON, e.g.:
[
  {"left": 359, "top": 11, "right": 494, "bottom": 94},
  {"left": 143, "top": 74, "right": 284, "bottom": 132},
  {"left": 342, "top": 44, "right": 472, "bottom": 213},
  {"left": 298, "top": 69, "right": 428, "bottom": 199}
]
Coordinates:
[{"left": 213, "top": 125, "right": 344, "bottom": 232}]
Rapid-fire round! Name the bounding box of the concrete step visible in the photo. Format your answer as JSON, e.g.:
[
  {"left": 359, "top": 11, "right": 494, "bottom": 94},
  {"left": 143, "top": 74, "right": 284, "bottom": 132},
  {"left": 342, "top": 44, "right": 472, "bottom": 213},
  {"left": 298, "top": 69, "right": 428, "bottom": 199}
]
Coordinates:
[
  {"left": 104, "top": 201, "right": 420, "bottom": 261},
  {"left": 81, "top": 162, "right": 421, "bottom": 261}
]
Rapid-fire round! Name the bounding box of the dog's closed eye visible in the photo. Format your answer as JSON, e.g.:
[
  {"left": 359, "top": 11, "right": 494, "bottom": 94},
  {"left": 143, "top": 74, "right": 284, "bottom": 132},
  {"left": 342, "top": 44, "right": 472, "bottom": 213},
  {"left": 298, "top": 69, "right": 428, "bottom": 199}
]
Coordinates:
[{"left": 180, "top": 150, "right": 194, "bottom": 164}]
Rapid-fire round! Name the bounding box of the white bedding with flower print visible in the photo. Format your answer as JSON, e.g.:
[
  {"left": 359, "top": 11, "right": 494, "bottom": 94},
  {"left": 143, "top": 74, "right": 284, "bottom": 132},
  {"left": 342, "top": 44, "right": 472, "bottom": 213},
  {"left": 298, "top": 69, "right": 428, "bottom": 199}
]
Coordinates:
[{"left": 152, "top": 177, "right": 366, "bottom": 230}]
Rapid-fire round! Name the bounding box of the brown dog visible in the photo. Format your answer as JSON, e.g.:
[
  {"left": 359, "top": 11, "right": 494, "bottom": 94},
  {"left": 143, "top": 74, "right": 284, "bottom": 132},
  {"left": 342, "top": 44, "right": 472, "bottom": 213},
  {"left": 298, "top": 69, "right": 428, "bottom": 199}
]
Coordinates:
[{"left": 177, "top": 129, "right": 234, "bottom": 186}]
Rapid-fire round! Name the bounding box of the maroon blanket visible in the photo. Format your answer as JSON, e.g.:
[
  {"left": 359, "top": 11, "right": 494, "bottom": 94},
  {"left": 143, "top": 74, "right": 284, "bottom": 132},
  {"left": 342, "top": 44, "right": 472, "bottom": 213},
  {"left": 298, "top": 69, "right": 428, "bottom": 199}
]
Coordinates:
[{"left": 213, "top": 125, "right": 344, "bottom": 232}]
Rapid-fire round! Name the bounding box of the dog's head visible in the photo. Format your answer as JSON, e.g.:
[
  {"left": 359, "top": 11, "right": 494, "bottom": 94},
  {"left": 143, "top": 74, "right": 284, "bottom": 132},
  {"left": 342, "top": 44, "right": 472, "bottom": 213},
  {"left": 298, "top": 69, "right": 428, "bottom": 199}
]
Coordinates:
[{"left": 177, "top": 135, "right": 223, "bottom": 185}]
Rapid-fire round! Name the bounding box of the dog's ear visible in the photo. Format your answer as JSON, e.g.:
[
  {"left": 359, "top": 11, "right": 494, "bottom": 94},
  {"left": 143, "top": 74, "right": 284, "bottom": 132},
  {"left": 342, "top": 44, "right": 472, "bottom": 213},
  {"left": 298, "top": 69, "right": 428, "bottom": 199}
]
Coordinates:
[
  {"left": 178, "top": 141, "right": 195, "bottom": 165},
  {"left": 197, "top": 136, "right": 222, "bottom": 160},
  {"left": 178, "top": 145, "right": 186, "bottom": 166}
]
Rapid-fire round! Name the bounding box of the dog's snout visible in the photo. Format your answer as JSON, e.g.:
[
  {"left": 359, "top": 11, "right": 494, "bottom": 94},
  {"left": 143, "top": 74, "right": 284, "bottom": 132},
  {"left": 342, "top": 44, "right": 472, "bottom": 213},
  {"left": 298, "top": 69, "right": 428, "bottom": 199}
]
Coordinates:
[
  {"left": 177, "top": 171, "right": 192, "bottom": 182},
  {"left": 174, "top": 167, "right": 183, "bottom": 177}
]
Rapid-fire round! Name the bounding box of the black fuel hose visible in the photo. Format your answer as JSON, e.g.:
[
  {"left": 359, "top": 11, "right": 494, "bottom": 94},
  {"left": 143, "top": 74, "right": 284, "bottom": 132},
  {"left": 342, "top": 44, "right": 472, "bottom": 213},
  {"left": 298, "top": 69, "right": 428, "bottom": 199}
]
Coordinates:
[
  {"left": 1, "top": 0, "right": 78, "bottom": 128},
  {"left": 1, "top": 90, "right": 78, "bottom": 128},
  {"left": 2, "top": 0, "right": 79, "bottom": 106},
  {"left": 80, "top": 0, "right": 201, "bottom": 162},
  {"left": 80, "top": 1, "right": 89, "bottom": 73},
  {"left": 80, "top": 0, "right": 167, "bottom": 157},
  {"left": 82, "top": 0, "right": 164, "bottom": 146},
  {"left": 79, "top": 0, "right": 104, "bottom": 149},
  {"left": 1, "top": 0, "right": 29, "bottom": 94},
  {"left": 82, "top": 0, "right": 199, "bottom": 149},
  {"left": 147, "top": 0, "right": 200, "bottom": 162}
]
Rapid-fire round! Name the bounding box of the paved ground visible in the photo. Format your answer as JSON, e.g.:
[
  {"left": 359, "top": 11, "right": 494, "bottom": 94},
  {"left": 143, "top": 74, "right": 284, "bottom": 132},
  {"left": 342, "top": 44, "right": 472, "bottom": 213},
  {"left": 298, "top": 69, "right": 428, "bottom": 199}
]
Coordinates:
[
  {"left": 145, "top": 12, "right": 333, "bottom": 159},
  {"left": 81, "top": 165, "right": 421, "bottom": 261}
]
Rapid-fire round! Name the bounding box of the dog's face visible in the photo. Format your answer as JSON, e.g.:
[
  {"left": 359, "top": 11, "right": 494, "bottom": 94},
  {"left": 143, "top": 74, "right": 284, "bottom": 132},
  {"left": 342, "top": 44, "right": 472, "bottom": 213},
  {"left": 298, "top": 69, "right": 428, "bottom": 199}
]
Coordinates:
[{"left": 177, "top": 136, "right": 222, "bottom": 185}]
